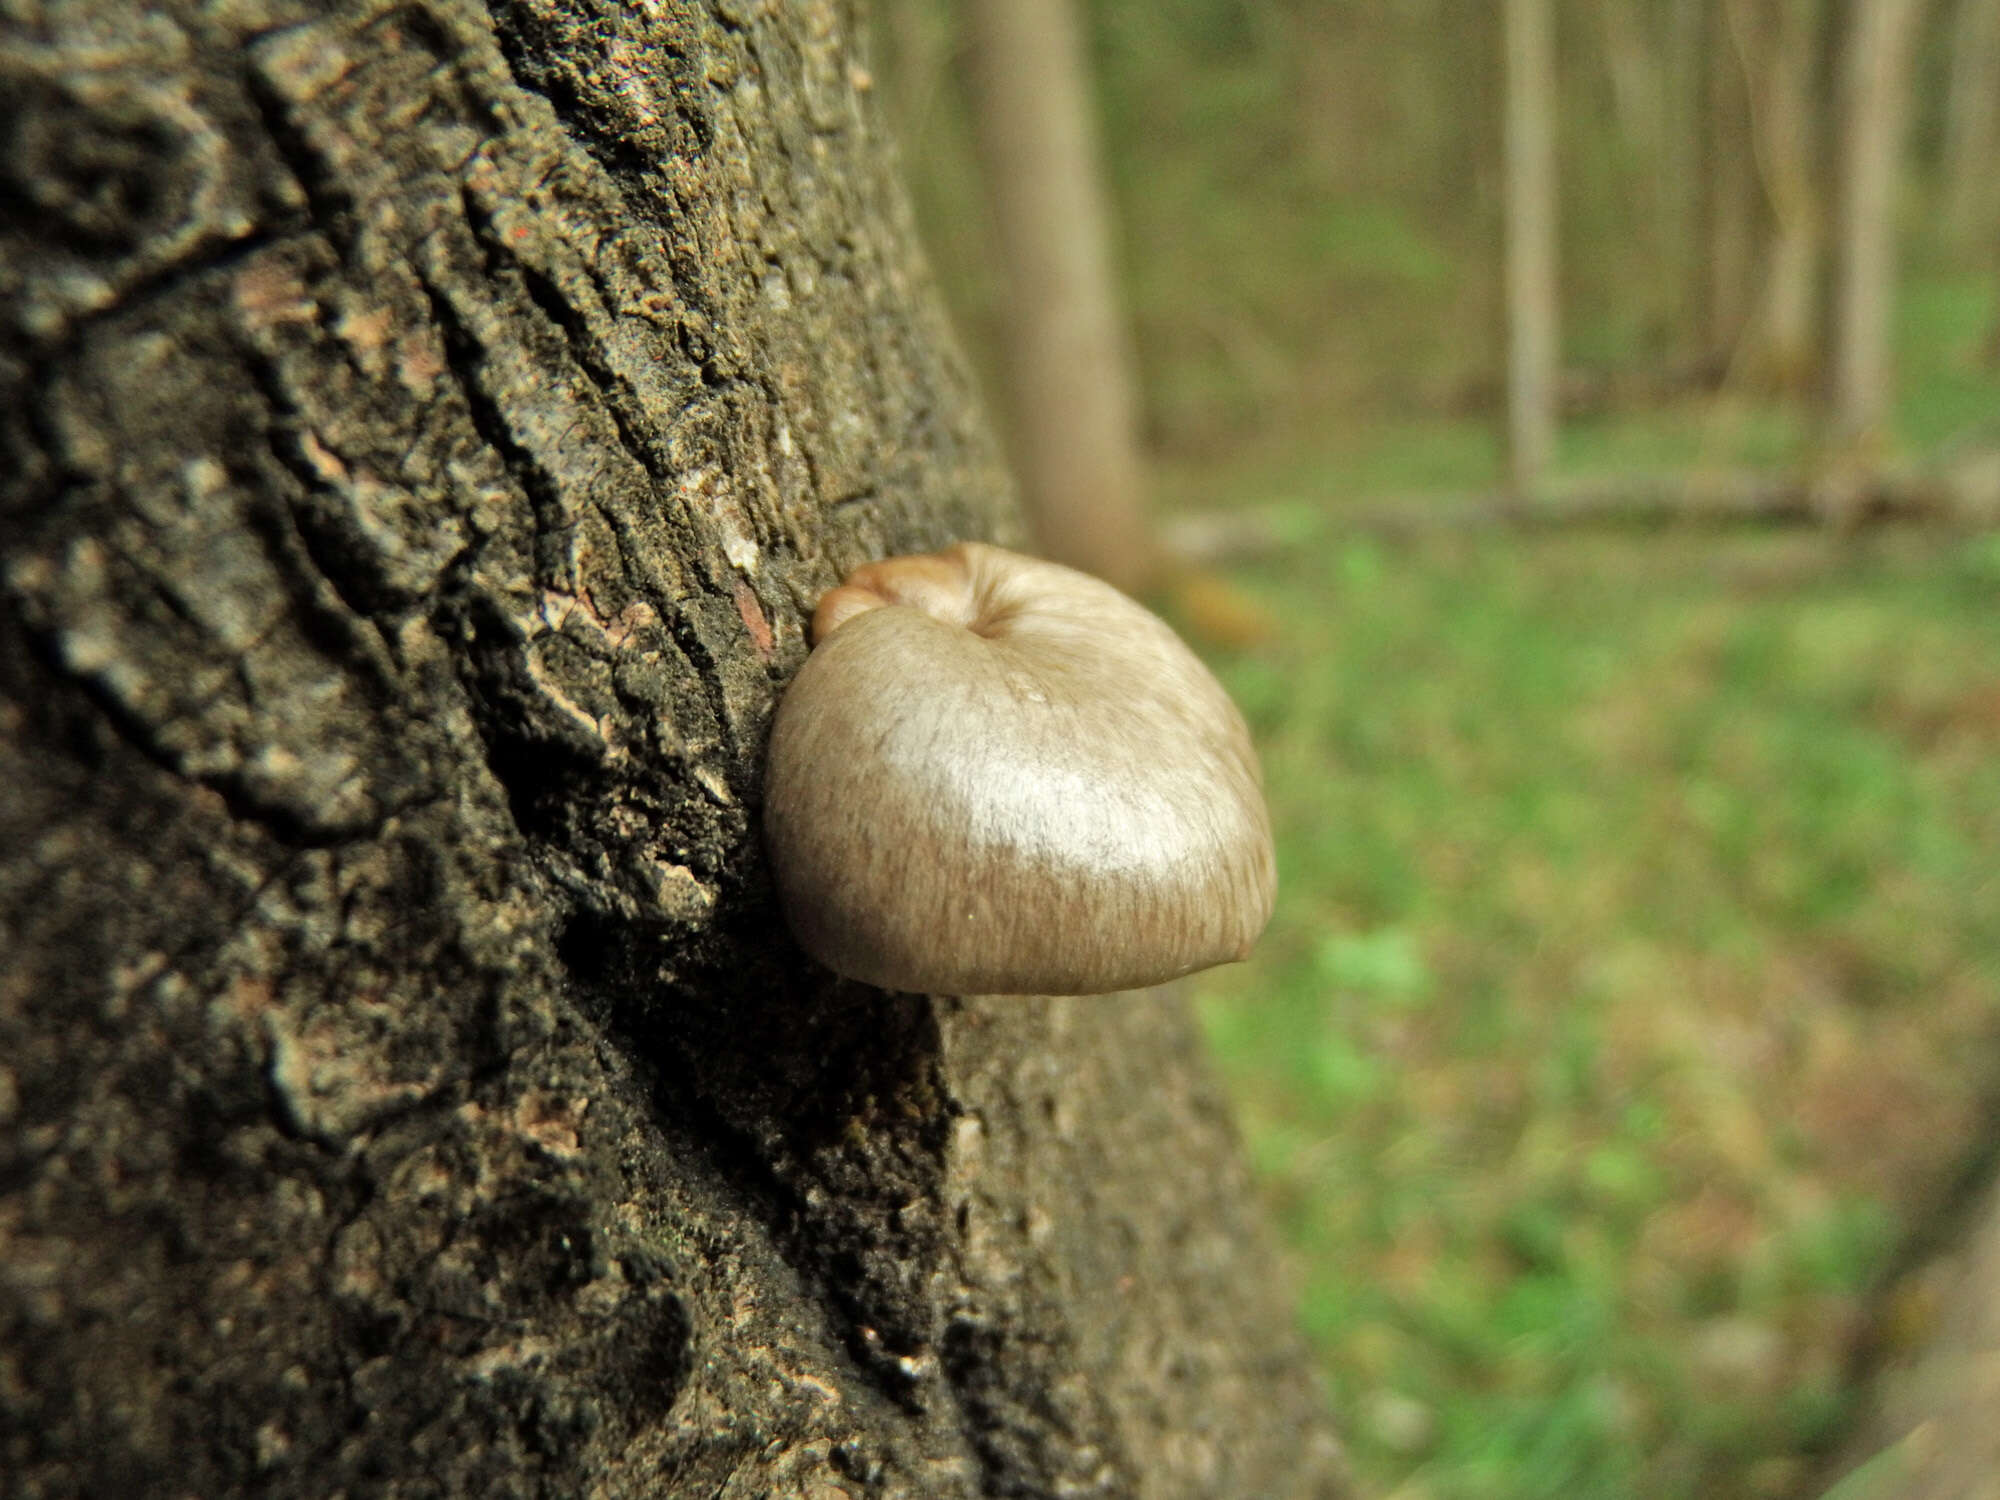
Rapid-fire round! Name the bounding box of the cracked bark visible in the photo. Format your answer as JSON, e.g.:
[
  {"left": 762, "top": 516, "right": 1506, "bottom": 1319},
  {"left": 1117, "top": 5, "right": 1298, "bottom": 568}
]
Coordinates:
[{"left": 0, "top": 1, "right": 1350, "bottom": 1496}]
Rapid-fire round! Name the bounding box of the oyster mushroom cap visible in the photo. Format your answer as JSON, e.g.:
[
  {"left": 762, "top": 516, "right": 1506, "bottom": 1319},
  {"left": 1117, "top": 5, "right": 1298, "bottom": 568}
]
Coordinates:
[{"left": 762, "top": 543, "right": 1275, "bottom": 995}]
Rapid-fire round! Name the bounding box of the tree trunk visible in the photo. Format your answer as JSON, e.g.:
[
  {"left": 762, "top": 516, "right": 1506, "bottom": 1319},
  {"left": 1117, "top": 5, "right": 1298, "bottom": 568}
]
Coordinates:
[
  {"left": 962, "top": 0, "right": 1154, "bottom": 594},
  {"left": 1822, "top": 1173, "right": 2000, "bottom": 1499},
  {"left": 1660, "top": 0, "right": 1709, "bottom": 368},
  {"left": 0, "top": 2, "right": 1348, "bottom": 1496},
  {"left": 1942, "top": 0, "right": 2000, "bottom": 256},
  {"left": 1598, "top": 1, "right": 1663, "bottom": 157},
  {"left": 1702, "top": 0, "right": 1766, "bottom": 366},
  {"left": 1826, "top": 0, "right": 1930, "bottom": 455},
  {"left": 1731, "top": 0, "right": 1829, "bottom": 394},
  {"left": 1503, "top": 0, "right": 1559, "bottom": 495}
]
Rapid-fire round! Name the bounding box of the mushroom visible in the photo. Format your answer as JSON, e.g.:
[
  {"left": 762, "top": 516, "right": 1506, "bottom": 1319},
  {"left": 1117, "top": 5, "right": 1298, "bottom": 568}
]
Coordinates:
[{"left": 762, "top": 542, "right": 1275, "bottom": 995}]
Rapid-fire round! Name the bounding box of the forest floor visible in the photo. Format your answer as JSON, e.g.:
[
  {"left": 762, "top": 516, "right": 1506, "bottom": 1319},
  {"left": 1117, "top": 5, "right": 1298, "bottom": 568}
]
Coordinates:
[{"left": 1172, "top": 274, "right": 2000, "bottom": 1500}]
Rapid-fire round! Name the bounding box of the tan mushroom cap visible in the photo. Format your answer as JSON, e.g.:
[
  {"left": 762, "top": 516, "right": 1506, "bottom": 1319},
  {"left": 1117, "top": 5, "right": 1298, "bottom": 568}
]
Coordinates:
[{"left": 762, "top": 543, "right": 1276, "bottom": 996}]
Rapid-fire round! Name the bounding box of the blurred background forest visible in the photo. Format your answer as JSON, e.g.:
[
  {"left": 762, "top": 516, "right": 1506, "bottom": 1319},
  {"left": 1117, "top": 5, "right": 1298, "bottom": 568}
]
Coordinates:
[{"left": 871, "top": 2, "right": 2000, "bottom": 1498}]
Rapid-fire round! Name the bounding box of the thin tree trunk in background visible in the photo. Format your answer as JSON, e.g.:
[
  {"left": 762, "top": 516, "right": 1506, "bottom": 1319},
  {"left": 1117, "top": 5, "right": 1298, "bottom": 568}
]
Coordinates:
[
  {"left": 1599, "top": 1, "right": 1681, "bottom": 361},
  {"left": 1826, "top": 0, "right": 1930, "bottom": 454},
  {"left": 1661, "top": 0, "right": 1709, "bottom": 367},
  {"left": 1599, "top": 2, "right": 1662, "bottom": 154},
  {"left": 1504, "top": 0, "right": 1559, "bottom": 495},
  {"left": 963, "top": 0, "right": 1154, "bottom": 593},
  {"left": 1942, "top": 0, "right": 2000, "bottom": 255},
  {"left": 1294, "top": 8, "right": 1358, "bottom": 191},
  {"left": 874, "top": 0, "right": 957, "bottom": 153},
  {"left": 1703, "top": 0, "right": 1764, "bottom": 367},
  {"left": 0, "top": 0, "right": 1350, "bottom": 1493},
  {"left": 1733, "top": 0, "right": 1828, "bottom": 394}
]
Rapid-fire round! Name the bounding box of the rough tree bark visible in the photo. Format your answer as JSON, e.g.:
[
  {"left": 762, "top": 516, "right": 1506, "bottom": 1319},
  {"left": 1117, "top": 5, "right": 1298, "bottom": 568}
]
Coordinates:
[{"left": 0, "top": 1, "right": 1349, "bottom": 1496}]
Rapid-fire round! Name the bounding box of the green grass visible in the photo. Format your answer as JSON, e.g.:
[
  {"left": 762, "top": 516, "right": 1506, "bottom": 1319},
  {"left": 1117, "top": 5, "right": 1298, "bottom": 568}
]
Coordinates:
[
  {"left": 1897, "top": 275, "right": 2000, "bottom": 450},
  {"left": 1182, "top": 518, "right": 2000, "bottom": 1499},
  {"left": 1164, "top": 277, "right": 2000, "bottom": 1496}
]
